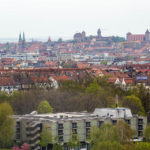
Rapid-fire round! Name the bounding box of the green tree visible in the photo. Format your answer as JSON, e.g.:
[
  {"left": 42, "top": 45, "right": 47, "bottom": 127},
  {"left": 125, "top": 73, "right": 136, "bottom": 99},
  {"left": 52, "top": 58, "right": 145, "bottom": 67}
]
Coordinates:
[
  {"left": 0, "top": 91, "right": 9, "bottom": 103},
  {"left": 86, "top": 83, "right": 102, "bottom": 95},
  {"left": 52, "top": 136, "right": 63, "bottom": 150},
  {"left": 67, "top": 132, "right": 80, "bottom": 150},
  {"left": 52, "top": 143, "right": 63, "bottom": 150},
  {"left": 144, "top": 125, "right": 150, "bottom": 142},
  {"left": 137, "top": 84, "right": 150, "bottom": 113},
  {"left": 0, "top": 102, "right": 14, "bottom": 148},
  {"left": 116, "top": 120, "right": 136, "bottom": 144},
  {"left": 39, "top": 126, "right": 53, "bottom": 150},
  {"left": 59, "top": 80, "right": 84, "bottom": 92},
  {"left": 91, "top": 141, "right": 125, "bottom": 150},
  {"left": 122, "top": 95, "right": 145, "bottom": 115},
  {"left": 111, "top": 36, "right": 125, "bottom": 42},
  {"left": 37, "top": 100, "right": 53, "bottom": 114},
  {"left": 58, "top": 38, "right": 63, "bottom": 43},
  {"left": 134, "top": 142, "right": 150, "bottom": 150},
  {"left": 90, "top": 123, "right": 119, "bottom": 148},
  {"left": 100, "top": 60, "right": 107, "bottom": 65}
]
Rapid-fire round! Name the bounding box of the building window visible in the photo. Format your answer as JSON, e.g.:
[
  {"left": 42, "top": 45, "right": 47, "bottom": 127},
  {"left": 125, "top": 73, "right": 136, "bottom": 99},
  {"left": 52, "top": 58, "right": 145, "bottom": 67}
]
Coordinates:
[
  {"left": 86, "top": 128, "right": 90, "bottom": 137},
  {"left": 58, "top": 130, "right": 63, "bottom": 135},
  {"left": 98, "top": 121, "right": 103, "bottom": 127},
  {"left": 58, "top": 136, "right": 63, "bottom": 142},
  {"left": 16, "top": 122, "right": 20, "bottom": 128},
  {"left": 125, "top": 119, "right": 131, "bottom": 125},
  {"left": 16, "top": 134, "right": 20, "bottom": 140},
  {"left": 58, "top": 123, "right": 63, "bottom": 129},
  {"left": 72, "top": 123, "right": 77, "bottom": 128},
  {"left": 112, "top": 120, "right": 117, "bottom": 125},
  {"left": 16, "top": 128, "right": 20, "bottom": 132},
  {"left": 86, "top": 122, "right": 91, "bottom": 127},
  {"left": 138, "top": 119, "right": 143, "bottom": 124},
  {"left": 138, "top": 131, "right": 143, "bottom": 137},
  {"left": 72, "top": 129, "right": 77, "bottom": 134},
  {"left": 138, "top": 125, "right": 143, "bottom": 130}
]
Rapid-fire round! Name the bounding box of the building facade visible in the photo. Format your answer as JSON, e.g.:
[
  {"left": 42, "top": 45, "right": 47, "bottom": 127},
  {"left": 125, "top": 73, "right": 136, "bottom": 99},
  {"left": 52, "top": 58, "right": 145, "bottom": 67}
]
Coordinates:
[
  {"left": 126, "top": 29, "right": 150, "bottom": 42},
  {"left": 13, "top": 108, "right": 147, "bottom": 150}
]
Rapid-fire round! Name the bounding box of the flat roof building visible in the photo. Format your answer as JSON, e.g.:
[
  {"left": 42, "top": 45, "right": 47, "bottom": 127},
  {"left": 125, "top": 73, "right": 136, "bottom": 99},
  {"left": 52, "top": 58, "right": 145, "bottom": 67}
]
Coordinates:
[{"left": 13, "top": 108, "right": 147, "bottom": 150}]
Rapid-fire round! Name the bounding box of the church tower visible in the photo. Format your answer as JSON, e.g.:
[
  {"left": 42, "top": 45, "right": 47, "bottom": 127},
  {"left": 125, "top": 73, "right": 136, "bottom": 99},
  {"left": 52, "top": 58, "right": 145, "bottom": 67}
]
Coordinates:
[
  {"left": 18, "top": 32, "right": 26, "bottom": 52},
  {"left": 82, "top": 31, "right": 86, "bottom": 41},
  {"left": 145, "top": 29, "right": 150, "bottom": 42},
  {"left": 19, "top": 33, "right": 22, "bottom": 43},
  {"left": 97, "top": 28, "right": 101, "bottom": 39},
  {"left": 18, "top": 33, "right": 22, "bottom": 51},
  {"left": 22, "top": 32, "right": 26, "bottom": 48}
]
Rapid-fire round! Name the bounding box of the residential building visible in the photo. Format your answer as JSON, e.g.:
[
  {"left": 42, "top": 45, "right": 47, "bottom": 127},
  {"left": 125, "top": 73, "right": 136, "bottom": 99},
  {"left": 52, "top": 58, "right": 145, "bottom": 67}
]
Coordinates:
[{"left": 13, "top": 107, "right": 147, "bottom": 150}]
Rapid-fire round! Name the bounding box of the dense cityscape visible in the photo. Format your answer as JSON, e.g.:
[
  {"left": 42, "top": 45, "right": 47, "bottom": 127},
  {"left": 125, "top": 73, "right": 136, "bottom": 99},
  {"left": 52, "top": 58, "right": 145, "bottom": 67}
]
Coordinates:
[
  {"left": 0, "top": 29, "right": 150, "bottom": 92},
  {"left": 0, "top": 28, "right": 150, "bottom": 150},
  {"left": 1, "top": 0, "right": 150, "bottom": 149}
]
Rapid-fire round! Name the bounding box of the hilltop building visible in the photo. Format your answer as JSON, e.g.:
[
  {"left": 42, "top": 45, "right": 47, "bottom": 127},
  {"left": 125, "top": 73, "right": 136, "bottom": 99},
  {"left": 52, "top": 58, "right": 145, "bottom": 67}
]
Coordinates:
[
  {"left": 127, "top": 29, "right": 150, "bottom": 42},
  {"left": 73, "top": 28, "right": 111, "bottom": 42}
]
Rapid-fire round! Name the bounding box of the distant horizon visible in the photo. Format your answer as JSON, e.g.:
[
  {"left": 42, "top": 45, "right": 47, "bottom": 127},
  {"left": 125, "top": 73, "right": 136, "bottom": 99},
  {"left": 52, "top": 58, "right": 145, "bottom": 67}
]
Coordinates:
[{"left": 0, "top": 32, "right": 127, "bottom": 43}]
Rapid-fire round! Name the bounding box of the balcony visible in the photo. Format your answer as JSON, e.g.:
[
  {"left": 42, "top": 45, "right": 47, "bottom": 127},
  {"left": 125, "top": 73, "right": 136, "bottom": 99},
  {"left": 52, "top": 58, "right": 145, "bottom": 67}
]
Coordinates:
[
  {"left": 125, "top": 119, "right": 131, "bottom": 125},
  {"left": 30, "top": 140, "right": 39, "bottom": 148},
  {"left": 58, "top": 129, "right": 63, "bottom": 135},
  {"left": 86, "top": 122, "right": 91, "bottom": 128},
  {"left": 58, "top": 124, "right": 63, "bottom": 129},
  {"left": 138, "top": 125, "right": 143, "bottom": 131},
  {"left": 138, "top": 119, "right": 143, "bottom": 124},
  {"left": 98, "top": 121, "right": 104, "bottom": 127},
  {"left": 58, "top": 136, "right": 63, "bottom": 142},
  {"left": 27, "top": 133, "right": 40, "bottom": 141},
  {"left": 72, "top": 123, "right": 77, "bottom": 128},
  {"left": 26, "top": 127, "right": 40, "bottom": 135},
  {"left": 72, "top": 129, "right": 77, "bottom": 134},
  {"left": 112, "top": 120, "right": 117, "bottom": 125}
]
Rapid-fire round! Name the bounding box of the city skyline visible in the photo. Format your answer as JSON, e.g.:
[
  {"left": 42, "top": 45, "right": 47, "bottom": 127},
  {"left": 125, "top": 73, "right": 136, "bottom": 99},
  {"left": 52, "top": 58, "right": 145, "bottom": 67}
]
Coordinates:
[{"left": 0, "top": 0, "right": 150, "bottom": 39}]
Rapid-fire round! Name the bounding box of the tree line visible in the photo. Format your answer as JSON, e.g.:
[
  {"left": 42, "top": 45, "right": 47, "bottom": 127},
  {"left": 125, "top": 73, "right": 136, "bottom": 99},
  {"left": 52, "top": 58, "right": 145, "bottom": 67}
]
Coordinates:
[
  {"left": 0, "top": 77, "right": 149, "bottom": 116},
  {"left": 0, "top": 77, "right": 150, "bottom": 149}
]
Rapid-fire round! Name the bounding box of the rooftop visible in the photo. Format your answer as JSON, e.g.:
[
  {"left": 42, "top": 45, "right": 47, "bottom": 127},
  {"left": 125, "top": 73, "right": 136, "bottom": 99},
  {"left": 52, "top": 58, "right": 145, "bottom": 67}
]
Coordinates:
[{"left": 14, "top": 107, "right": 133, "bottom": 123}]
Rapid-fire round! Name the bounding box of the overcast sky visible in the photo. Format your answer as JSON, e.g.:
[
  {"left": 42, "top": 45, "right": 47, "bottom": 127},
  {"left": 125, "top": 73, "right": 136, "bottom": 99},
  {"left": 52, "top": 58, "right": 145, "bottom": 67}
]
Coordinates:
[{"left": 0, "top": 0, "right": 150, "bottom": 40}]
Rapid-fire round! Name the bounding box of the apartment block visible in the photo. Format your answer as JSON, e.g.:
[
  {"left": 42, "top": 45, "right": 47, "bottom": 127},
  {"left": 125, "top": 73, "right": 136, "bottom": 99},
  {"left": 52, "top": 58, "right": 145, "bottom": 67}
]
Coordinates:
[{"left": 13, "top": 108, "right": 147, "bottom": 150}]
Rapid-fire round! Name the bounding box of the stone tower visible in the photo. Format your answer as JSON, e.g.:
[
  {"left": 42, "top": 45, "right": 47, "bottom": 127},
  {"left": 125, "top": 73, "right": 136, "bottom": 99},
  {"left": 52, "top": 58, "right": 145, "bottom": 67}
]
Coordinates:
[
  {"left": 97, "top": 28, "right": 101, "bottom": 39},
  {"left": 18, "top": 32, "right": 26, "bottom": 52},
  {"left": 82, "top": 31, "right": 86, "bottom": 41},
  {"left": 145, "top": 29, "right": 150, "bottom": 42},
  {"left": 18, "top": 33, "right": 22, "bottom": 51},
  {"left": 22, "top": 32, "right": 26, "bottom": 48}
]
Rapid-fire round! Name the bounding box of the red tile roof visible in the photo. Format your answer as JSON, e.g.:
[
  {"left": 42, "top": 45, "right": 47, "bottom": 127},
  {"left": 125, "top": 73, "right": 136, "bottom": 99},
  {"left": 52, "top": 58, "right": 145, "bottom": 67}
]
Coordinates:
[
  {"left": 45, "top": 61, "right": 57, "bottom": 67},
  {"left": 0, "top": 77, "right": 15, "bottom": 86}
]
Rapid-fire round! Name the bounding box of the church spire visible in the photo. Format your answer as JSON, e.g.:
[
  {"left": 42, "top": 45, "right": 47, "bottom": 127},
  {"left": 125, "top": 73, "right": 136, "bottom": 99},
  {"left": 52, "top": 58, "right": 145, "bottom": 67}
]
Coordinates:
[
  {"left": 48, "top": 36, "right": 51, "bottom": 43},
  {"left": 19, "top": 33, "right": 22, "bottom": 42},
  {"left": 97, "top": 28, "right": 101, "bottom": 38},
  {"left": 23, "top": 32, "right": 25, "bottom": 42}
]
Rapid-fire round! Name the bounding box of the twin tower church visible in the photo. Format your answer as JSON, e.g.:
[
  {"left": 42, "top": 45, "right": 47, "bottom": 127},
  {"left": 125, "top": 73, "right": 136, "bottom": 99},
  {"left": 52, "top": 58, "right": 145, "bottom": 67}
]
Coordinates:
[{"left": 18, "top": 32, "right": 26, "bottom": 51}]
